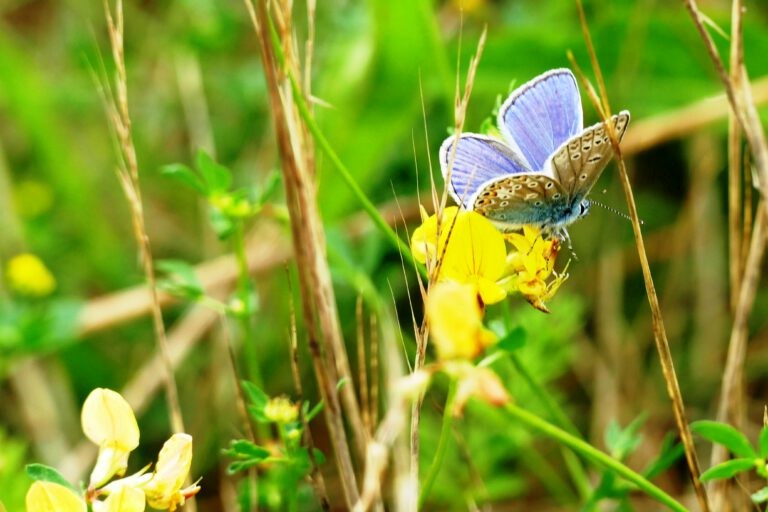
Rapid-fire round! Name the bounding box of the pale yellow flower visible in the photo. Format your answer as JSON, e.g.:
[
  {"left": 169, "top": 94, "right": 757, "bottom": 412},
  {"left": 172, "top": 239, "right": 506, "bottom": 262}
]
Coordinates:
[
  {"left": 4, "top": 254, "right": 56, "bottom": 298},
  {"left": 503, "top": 226, "right": 568, "bottom": 313},
  {"left": 264, "top": 396, "right": 299, "bottom": 424},
  {"left": 141, "top": 433, "right": 200, "bottom": 511},
  {"left": 25, "top": 481, "right": 86, "bottom": 512},
  {"left": 81, "top": 388, "right": 140, "bottom": 488},
  {"left": 96, "top": 485, "right": 146, "bottom": 512},
  {"left": 412, "top": 206, "right": 507, "bottom": 304},
  {"left": 427, "top": 282, "right": 497, "bottom": 360}
]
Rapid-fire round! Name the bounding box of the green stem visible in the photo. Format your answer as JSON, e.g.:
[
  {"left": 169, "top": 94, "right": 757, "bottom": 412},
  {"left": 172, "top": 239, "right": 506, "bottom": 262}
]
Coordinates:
[
  {"left": 509, "top": 354, "right": 592, "bottom": 500},
  {"left": 232, "top": 222, "right": 264, "bottom": 391},
  {"left": 419, "top": 379, "right": 458, "bottom": 507},
  {"left": 503, "top": 403, "right": 688, "bottom": 512},
  {"left": 264, "top": 13, "right": 421, "bottom": 275}
]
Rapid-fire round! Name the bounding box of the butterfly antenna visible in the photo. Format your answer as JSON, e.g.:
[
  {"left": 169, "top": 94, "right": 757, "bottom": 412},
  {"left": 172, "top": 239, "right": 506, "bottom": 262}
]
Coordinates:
[{"left": 589, "top": 200, "right": 644, "bottom": 225}]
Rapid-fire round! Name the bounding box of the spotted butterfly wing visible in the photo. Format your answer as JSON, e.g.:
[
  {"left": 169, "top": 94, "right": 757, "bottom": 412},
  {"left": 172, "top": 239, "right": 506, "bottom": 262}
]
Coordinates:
[
  {"left": 440, "top": 133, "right": 531, "bottom": 209},
  {"left": 472, "top": 173, "right": 570, "bottom": 230},
  {"left": 545, "top": 111, "right": 631, "bottom": 201}
]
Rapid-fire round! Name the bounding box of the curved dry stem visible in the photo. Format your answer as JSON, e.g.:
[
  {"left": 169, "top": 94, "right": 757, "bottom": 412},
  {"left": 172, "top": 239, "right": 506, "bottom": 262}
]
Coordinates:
[{"left": 572, "top": 3, "right": 709, "bottom": 510}]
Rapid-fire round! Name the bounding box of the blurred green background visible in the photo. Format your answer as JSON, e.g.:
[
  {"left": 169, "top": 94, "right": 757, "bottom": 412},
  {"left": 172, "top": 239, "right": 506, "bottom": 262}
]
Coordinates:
[{"left": 2, "top": 0, "right": 768, "bottom": 509}]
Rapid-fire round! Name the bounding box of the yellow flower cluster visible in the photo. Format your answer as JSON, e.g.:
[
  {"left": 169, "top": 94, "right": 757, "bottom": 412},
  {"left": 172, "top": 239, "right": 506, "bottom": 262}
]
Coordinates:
[
  {"left": 26, "top": 388, "right": 200, "bottom": 512},
  {"left": 412, "top": 207, "right": 567, "bottom": 361},
  {"left": 4, "top": 254, "right": 56, "bottom": 298}
]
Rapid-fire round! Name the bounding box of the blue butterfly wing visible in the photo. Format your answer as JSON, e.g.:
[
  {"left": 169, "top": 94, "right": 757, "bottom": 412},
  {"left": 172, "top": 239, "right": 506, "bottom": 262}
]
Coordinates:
[
  {"left": 498, "top": 69, "right": 583, "bottom": 171},
  {"left": 440, "top": 133, "right": 531, "bottom": 209}
]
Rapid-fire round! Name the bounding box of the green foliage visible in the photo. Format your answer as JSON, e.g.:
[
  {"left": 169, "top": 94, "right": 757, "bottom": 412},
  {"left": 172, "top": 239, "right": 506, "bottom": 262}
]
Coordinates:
[
  {"left": 225, "top": 381, "right": 325, "bottom": 510},
  {"left": 691, "top": 420, "right": 757, "bottom": 459},
  {"left": 0, "top": 430, "right": 30, "bottom": 511},
  {"left": 24, "top": 463, "right": 80, "bottom": 494}
]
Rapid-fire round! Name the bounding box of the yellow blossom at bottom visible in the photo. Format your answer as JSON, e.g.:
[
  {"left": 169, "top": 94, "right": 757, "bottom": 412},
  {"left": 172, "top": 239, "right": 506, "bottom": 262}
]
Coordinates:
[
  {"left": 81, "top": 388, "right": 140, "bottom": 488},
  {"left": 427, "top": 282, "right": 497, "bottom": 360},
  {"left": 4, "top": 254, "right": 56, "bottom": 298},
  {"left": 96, "top": 485, "right": 146, "bottom": 512},
  {"left": 141, "top": 433, "right": 200, "bottom": 511},
  {"left": 25, "top": 482, "right": 86, "bottom": 512}
]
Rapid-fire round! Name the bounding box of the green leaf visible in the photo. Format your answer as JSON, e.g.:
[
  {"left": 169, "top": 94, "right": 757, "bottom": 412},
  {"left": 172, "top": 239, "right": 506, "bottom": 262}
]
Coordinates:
[
  {"left": 691, "top": 420, "right": 756, "bottom": 458},
  {"left": 605, "top": 414, "right": 647, "bottom": 460},
  {"left": 241, "top": 381, "right": 269, "bottom": 411},
  {"left": 496, "top": 327, "right": 526, "bottom": 352},
  {"left": 700, "top": 458, "right": 756, "bottom": 482},
  {"left": 196, "top": 149, "right": 232, "bottom": 193},
  {"left": 752, "top": 486, "right": 768, "bottom": 504},
  {"left": 759, "top": 426, "right": 768, "bottom": 458},
  {"left": 224, "top": 439, "right": 271, "bottom": 460},
  {"left": 25, "top": 464, "right": 79, "bottom": 494},
  {"left": 156, "top": 259, "right": 204, "bottom": 299},
  {"left": 643, "top": 433, "right": 685, "bottom": 479},
  {"left": 161, "top": 163, "right": 207, "bottom": 195}
]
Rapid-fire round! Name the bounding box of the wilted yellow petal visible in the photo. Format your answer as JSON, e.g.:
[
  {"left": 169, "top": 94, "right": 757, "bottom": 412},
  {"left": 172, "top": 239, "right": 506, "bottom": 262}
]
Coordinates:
[
  {"left": 455, "top": 367, "right": 510, "bottom": 415},
  {"left": 427, "top": 282, "right": 496, "bottom": 360},
  {"left": 25, "top": 481, "right": 86, "bottom": 512},
  {"left": 142, "top": 434, "right": 198, "bottom": 511},
  {"left": 82, "top": 388, "right": 140, "bottom": 487}
]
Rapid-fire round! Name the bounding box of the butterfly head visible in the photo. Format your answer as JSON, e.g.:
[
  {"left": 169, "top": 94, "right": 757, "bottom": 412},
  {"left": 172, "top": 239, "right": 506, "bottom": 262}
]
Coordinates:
[{"left": 577, "top": 199, "right": 591, "bottom": 219}]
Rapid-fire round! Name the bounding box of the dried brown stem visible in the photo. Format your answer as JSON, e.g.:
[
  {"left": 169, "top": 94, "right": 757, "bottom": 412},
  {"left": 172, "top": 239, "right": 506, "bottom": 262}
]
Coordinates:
[
  {"left": 682, "top": 1, "right": 768, "bottom": 508},
  {"left": 244, "top": 0, "right": 362, "bottom": 506},
  {"left": 288, "top": 280, "right": 330, "bottom": 511},
  {"left": 572, "top": 5, "right": 709, "bottom": 510},
  {"left": 101, "top": 0, "right": 185, "bottom": 437},
  {"left": 727, "top": 0, "right": 744, "bottom": 314},
  {"left": 409, "top": 30, "right": 488, "bottom": 496}
]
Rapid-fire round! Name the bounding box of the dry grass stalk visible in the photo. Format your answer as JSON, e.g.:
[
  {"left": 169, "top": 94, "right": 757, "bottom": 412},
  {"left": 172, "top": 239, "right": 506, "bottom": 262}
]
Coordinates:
[
  {"left": 288, "top": 283, "right": 330, "bottom": 510},
  {"left": 408, "top": 30, "right": 488, "bottom": 494},
  {"left": 100, "top": 0, "right": 185, "bottom": 437},
  {"left": 573, "top": 2, "right": 709, "bottom": 509},
  {"left": 727, "top": 0, "right": 744, "bottom": 313},
  {"left": 681, "top": 1, "right": 768, "bottom": 508},
  {"left": 244, "top": 0, "right": 363, "bottom": 505},
  {"left": 354, "top": 310, "right": 409, "bottom": 512}
]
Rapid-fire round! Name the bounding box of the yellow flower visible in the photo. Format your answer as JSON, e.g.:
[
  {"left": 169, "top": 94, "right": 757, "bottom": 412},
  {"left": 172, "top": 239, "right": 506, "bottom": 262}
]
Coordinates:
[
  {"left": 503, "top": 226, "right": 568, "bottom": 313},
  {"left": 4, "top": 254, "right": 56, "bottom": 298},
  {"left": 427, "top": 282, "right": 497, "bottom": 360},
  {"left": 81, "top": 388, "right": 140, "bottom": 488},
  {"left": 411, "top": 206, "right": 507, "bottom": 304},
  {"left": 264, "top": 396, "right": 299, "bottom": 424},
  {"left": 97, "top": 485, "right": 146, "bottom": 512},
  {"left": 141, "top": 433, "right": 200, "bottom": 511},
  {"left": 25, "top": 481, "right": 86, "bottom": 512}
]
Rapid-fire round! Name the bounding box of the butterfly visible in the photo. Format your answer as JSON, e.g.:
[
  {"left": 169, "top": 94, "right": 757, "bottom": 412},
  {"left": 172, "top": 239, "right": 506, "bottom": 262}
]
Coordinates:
[{"left": 440, "top": 68, "right": 630, "bottom": 237}]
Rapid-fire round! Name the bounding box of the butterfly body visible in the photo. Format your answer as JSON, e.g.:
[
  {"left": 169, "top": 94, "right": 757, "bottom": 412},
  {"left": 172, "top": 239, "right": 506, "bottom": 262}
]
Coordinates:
[{"left": 440, "top": 68, "right": 630, "bottom": 234}]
